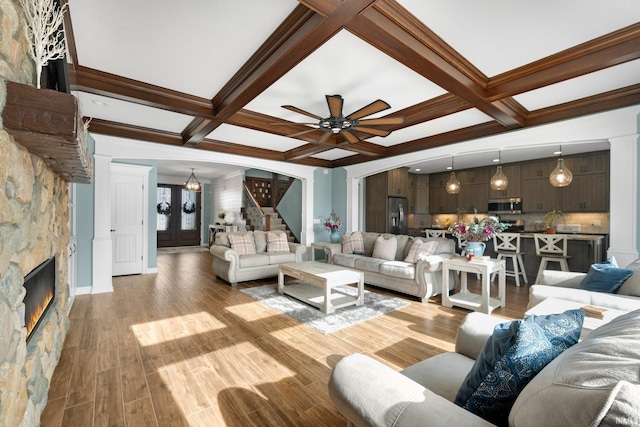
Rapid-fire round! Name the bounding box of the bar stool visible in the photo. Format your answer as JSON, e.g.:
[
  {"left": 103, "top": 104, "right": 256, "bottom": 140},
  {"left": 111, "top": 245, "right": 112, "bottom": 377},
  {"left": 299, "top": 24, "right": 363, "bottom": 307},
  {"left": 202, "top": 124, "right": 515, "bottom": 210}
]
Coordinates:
[
  {"left": 534, "top": 233, "right": 571, "bottom": 284},
  {"left": 425, "top": 229, "right": 445, "bottom": 238},
  {"left": 491, "top": 233, "right": 528, "bottom": 286}
]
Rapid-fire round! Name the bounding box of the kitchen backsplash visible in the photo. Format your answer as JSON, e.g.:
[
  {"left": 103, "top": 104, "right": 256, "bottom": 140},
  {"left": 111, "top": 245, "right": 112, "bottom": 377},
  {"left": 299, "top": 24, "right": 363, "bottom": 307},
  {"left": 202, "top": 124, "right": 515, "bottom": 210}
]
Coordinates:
[{"left": 426, "top": 212, "right": 610, "bottom": 234}]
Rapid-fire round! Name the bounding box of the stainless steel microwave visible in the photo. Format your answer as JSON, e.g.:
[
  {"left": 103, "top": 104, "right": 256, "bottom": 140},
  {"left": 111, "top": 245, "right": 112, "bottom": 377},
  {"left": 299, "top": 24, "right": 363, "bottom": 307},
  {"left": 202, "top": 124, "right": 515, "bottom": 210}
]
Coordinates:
[{"left": 488, "top": 198, "right": 522, "bottom": 214}]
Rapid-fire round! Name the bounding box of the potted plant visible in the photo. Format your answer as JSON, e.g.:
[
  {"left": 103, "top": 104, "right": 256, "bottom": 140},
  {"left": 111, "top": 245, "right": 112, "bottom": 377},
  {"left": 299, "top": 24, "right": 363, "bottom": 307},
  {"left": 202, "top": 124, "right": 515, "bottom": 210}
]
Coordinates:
[
  {"left": 217, "top": 210, "right": 226, "bottom": 225},
  {"left": 449, "top": 210, "right": 510, "bottom": 258},
  {"left": 323, "top": 211, "right": 343, "bottom": 243},
  {"left": 544, "top": 209, "right": 563, "bottom": 234}
]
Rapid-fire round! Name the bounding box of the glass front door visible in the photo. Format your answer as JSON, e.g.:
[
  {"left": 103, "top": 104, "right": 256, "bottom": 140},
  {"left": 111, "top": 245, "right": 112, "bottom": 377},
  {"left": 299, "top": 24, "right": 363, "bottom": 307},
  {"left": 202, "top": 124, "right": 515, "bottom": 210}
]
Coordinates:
[{"left": 157, "top": 184, "right": 201, "bottom": 247}]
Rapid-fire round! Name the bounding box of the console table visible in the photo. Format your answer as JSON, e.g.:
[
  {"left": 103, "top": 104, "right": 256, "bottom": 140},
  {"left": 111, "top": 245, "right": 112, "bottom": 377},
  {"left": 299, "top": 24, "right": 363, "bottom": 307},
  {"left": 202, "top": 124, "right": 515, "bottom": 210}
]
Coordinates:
[{"left": 442, "top": 258, "right": 506, "bottom": 314}]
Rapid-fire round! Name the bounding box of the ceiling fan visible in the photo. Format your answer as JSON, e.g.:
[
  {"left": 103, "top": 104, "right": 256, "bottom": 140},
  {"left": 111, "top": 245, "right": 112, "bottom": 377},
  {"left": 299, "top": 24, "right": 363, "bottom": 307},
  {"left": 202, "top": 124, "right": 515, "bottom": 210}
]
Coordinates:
[{"left": 280, "top": 94, "right": 405, "bottom": 144}]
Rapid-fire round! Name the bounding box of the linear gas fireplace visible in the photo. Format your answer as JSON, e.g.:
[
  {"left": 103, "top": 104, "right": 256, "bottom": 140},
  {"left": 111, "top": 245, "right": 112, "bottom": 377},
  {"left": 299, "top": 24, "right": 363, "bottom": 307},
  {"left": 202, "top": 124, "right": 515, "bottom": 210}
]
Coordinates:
[{"left": 24, "top": 257, "right": 56, "bottom": 344}]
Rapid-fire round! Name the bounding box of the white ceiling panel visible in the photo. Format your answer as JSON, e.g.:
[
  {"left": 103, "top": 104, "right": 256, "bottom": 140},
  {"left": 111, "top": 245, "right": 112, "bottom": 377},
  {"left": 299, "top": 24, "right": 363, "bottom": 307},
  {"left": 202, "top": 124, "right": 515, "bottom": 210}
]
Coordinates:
[
  {"left": 208, "top": 125, "right": 307, "bottom": 152},
  {"left": 77, "top": 92, "right": 193, "bottom": 133},
  {"left": 399, "top": 0, "right": 640, "bottom": 76},
  {"left": 369, "top": 108, "right": 493, "bottom": 147},
  {"left": 68, "top": 0, "right": 299, "bottom": 98},
  {"left": 311, "top": 149, "right": 358, "bottom": 161},
  {"left": 245, "top": 30, "right": 447, "bottom": 121},
  {"left": 514, "top": 59, "right": 640, "bottom": 111}
]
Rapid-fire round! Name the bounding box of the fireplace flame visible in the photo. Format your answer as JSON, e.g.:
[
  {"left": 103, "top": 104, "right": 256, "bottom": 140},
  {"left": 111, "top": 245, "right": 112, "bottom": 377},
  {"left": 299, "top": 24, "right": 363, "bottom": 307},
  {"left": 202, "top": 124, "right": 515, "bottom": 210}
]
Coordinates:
[{"left": 26, "top": 289, "right": 53, "bottom": 338}]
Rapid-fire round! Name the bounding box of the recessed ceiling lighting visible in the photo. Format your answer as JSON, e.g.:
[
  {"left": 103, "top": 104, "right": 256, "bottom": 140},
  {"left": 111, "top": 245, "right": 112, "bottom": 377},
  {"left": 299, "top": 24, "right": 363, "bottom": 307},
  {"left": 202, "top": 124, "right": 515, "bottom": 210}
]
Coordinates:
[{"left": 92, "top": 100, "right": 108, "bottom": 106}]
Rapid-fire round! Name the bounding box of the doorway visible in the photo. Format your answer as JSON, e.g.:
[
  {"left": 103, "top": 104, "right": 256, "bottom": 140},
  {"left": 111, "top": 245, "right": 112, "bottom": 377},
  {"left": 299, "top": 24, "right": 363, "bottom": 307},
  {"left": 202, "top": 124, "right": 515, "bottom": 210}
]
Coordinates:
[{"left": 157, "top": 184, "right": 201, "bottom": 247}]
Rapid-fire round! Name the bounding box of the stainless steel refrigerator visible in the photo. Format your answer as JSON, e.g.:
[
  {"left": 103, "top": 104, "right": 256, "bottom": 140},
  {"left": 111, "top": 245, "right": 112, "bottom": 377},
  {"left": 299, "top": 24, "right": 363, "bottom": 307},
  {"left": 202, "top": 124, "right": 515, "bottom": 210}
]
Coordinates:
[{"left": 387, "top": 197, "right": 408, "bottom": 235}]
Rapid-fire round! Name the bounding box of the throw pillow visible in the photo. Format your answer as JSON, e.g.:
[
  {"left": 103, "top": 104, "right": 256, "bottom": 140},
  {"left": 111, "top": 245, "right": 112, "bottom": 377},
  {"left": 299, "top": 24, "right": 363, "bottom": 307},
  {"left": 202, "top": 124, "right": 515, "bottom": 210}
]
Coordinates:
[
  {"left": 404, "top": 240, "right": 438, "bottom": 263},
  {"left": 372, "top": 235, "right": 397, "bottom": 261},
  {"left": 617, "top": 258, "right": 640, "bottom": 296},
  {"left": 342, "top": 231, "right": 365, "bottom": 254},
  {"left": 266, "top": 232, "right": 288, "bottom": 253},
  {"left": 455, "top": 309, "right": 584, "bottom": 415},
  {"left": 462, "top": 320, "right": 557, "bottom": 426},
  {"left": 228, "top": 233, "right": 256, "bottom": 255},
  {"left": 578, "top": 256, "right": 633, "bottom": 293}
]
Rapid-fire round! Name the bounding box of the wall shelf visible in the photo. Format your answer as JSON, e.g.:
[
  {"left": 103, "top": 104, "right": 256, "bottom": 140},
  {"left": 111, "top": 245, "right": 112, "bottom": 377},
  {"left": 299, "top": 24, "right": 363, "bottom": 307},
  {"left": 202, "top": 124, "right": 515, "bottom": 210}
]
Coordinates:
[{"left": 2, "top": 82, "right": 92, "bottom": 183}]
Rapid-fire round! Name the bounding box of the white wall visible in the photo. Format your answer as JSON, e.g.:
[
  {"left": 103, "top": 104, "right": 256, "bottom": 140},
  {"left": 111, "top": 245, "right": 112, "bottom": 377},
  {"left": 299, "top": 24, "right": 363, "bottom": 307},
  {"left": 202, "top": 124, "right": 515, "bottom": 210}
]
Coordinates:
[{"left": 211, "top": 171, "right": 245, "bottom": 226}]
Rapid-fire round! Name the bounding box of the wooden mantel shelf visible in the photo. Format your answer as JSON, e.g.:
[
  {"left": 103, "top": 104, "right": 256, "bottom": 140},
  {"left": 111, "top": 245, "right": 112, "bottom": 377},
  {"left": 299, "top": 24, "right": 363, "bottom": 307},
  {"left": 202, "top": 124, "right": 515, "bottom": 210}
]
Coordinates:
[{"left": 2, "top": 81, "right": 93, "bottom": 183}]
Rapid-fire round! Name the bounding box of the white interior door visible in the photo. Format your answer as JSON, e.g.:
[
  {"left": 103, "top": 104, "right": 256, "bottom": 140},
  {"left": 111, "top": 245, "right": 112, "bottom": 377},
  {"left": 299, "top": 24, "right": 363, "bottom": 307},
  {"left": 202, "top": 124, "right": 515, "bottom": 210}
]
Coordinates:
[{"left": 111, "top": 171, "right": 144, "bottom": 276}]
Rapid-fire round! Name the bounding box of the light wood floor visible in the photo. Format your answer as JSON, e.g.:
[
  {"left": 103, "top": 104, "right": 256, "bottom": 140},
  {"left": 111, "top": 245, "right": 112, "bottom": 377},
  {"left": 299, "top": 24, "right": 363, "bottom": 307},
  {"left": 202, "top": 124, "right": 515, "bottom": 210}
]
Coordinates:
[{"left": 40, "top": 252, "right": 530, "bottom": 427}]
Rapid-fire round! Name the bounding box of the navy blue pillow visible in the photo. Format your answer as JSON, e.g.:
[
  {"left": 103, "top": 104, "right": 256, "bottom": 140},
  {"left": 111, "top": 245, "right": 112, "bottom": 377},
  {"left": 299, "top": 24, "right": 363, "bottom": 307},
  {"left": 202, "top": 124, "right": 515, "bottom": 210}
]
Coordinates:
[
  {"left": 578, "top": 257, "right": 633, "bottom": 293},
  {"left": 454, "top": 310, "right": 584, "bottom": 413}
]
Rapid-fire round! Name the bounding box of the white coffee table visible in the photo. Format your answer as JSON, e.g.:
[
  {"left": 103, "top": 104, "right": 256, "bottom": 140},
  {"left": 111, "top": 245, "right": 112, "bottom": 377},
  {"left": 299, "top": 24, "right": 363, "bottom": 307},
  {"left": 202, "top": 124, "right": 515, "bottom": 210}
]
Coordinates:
[
  {"left": 442, "top": 258, "right": 506, "bottom": 315},
  {"left": 525, "top": 298, "right": 626, "bottom": 339},
  {"left": 278, "top": 261, "right": 364, "bottom": 314}
]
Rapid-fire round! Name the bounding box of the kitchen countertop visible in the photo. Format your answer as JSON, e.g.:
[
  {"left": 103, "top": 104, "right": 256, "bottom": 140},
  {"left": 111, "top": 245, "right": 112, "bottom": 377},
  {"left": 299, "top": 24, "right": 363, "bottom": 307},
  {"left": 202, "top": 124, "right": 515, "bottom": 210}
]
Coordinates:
[{"left": 518, "top": 233, "right": 604, "bottom": 241}]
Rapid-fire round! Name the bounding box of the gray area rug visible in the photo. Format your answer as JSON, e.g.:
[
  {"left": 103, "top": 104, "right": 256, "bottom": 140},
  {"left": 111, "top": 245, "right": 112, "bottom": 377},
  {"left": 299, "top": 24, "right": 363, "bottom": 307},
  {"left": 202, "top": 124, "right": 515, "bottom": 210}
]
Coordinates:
[{"left": 240, "top": 284, "right": 409, "bottom": 334}]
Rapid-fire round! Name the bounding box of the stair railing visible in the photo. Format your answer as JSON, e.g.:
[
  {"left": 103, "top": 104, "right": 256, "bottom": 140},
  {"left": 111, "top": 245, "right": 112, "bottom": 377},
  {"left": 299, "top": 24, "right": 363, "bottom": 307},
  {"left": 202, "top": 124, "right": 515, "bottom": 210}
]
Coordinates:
[{"left": 243, "top": 183, "right": 270, "bottom": 231}]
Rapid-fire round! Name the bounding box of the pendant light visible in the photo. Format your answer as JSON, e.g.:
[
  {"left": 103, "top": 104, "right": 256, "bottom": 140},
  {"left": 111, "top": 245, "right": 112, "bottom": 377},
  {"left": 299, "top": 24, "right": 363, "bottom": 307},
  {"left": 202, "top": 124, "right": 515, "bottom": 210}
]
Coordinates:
[
  {"left": 490, "top": 151, "right": 509, "bottom": 190},
  {"left": 185, "top": 168, "right": 202, "bottom": 192},
  {"left": 446, "top": 157, "right": 460, "bottom": 194},
  {"left": 549, "top": 146, "right": 573, "bottom": 187}
]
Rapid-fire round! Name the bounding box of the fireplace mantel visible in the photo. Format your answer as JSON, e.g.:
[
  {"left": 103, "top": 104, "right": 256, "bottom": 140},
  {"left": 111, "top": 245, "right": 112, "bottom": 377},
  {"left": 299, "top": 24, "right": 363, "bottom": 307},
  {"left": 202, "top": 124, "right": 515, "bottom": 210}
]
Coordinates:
[{"left": 2, "top": 81, "right": 93, "bottom": 183}]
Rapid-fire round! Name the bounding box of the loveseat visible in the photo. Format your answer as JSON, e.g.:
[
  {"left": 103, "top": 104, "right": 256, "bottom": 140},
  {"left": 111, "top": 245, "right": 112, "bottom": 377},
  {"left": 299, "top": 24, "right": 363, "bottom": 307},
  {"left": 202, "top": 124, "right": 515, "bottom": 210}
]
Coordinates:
[
  {"left": 329, "top": 309, "right": 640, "bottom": 426},
  {"left": 210, "top": 230, "right": 305, "bottom": 286},
  {"left": 323, "top": 232, "right": 459, "bottom": 302},
  {"left": 528, "top": 257, "right": 640, "bottom": 311}
]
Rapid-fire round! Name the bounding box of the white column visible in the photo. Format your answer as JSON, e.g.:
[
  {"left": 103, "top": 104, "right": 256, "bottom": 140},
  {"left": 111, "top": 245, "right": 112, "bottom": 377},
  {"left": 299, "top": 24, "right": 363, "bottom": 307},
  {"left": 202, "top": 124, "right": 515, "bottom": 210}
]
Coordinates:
[
  {"left": 300, "top": 176, "right": 313, "bottom": 246},
  {"left": 346, "top": 176, "right": 361, "bottom": 233},
  {"left": 607, "top": 135, "right": 638, "bottom": 266},
  {"left": 92, "top": 154, "right": 113, "bottom": 293}
]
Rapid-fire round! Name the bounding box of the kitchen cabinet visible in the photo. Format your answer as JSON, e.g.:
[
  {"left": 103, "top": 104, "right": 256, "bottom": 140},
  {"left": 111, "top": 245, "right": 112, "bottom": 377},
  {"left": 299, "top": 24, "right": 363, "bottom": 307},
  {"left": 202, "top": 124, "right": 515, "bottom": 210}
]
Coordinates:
[
  {"left": 457, "top": 183, "right": 489, "bottom": 213},
  {"left": 365, "top": 172, "right": 387, "bottom": 232},
  {"left": 415, "top": 174, "right": 429, "bottom": 213},
  {"left": 429, "top": 172, "right": 457, "bottom": 213},
  {"left": 457, "top": 168, "right": 489, "bottom": 185},
  {"left": 387, "top": 168, "right": 409, "bottom": 197},
  {"left": 564, "top": 152, "right": 609, "bottom": 175},
  {"left": 521, "top": 159, "right": 557, "bottom": 180},
  {"left": 562, "top": 174, "right": 608, "bottom": 212},
  {"left": 522, "top": 178, "right": 561, "bottom": 213},
  {"left": 407, "top": 173, "right": 416, "bottom": 214},
  {"left": 489, "top": 164, "right": 522, "bottom": 199}
]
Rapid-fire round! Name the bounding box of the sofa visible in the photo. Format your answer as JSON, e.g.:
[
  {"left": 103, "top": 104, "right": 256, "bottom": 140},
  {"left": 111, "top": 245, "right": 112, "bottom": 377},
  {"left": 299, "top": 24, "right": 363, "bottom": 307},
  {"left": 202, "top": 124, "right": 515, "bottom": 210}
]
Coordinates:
[
  {"left": 528, "top": 257, "right": 640, "bottom": 311},
  {"left": 328, "top": 309, "right": 640, "bottom": 426},
  {"left": 210, "top": 230, "right": 305, "bottom": 286},
  {"left": 323, "top": 232, "right": 460, "bottom": 302}
]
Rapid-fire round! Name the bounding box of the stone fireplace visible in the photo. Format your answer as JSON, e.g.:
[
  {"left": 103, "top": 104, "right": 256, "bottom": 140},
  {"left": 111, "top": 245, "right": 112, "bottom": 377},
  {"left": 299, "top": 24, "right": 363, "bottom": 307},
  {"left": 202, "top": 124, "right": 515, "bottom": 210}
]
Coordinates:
[
  {"left": 23, "top": 256, "right": 56, "bottom": 344},
  {"left": 0, "top": 0, "right": 78, "bottom": 425}
]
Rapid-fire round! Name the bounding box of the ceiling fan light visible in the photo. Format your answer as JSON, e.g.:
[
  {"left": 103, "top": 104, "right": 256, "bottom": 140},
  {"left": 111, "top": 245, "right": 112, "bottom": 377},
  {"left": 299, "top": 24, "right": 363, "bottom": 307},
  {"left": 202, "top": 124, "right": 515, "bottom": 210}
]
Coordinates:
[
  {"left": 491, "top": 165, "right": 509, "bottom": 190},
  {"left": 185, "top": 168, "right": 202, "bottom": 192},
  {"left": 446, "top": 171, "right": 460, "bottom": 194},
  {"left": 549, "top": 158, "right": 573, "bottom": 187}
]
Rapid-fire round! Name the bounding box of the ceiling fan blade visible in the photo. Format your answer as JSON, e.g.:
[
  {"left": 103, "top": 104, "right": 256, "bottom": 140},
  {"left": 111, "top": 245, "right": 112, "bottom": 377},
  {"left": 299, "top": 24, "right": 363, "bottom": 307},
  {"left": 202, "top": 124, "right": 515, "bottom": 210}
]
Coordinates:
[
  {"left": 341, "top": 130, "right": 360, "bottom": 144},
  {"left": 281, "top": 105, "right": 323, "bottom": 120},
  {"left": 326, "top": 95, "right": 344, "bottom": 118},
  {"left": 316, "top": 132, "right": 332, "bottom": 145},
  {"left": 357, "top": 116, "right": 405, "bottom": 126},
  {"left": 346, "top": 99, "right": 391, "bottom": 120},
  {"left": 353, "top": 126, "right": 391, "bottom": 137},
  {"left": 286, "top": 128, "right": 321, "bottom": 138}
]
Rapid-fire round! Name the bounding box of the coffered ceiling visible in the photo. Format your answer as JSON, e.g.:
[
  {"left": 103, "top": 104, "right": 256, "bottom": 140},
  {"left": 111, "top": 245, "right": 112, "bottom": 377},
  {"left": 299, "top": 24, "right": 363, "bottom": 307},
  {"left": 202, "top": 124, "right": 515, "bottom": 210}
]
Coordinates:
[{"left": 65, "top": 0, "right": 640, "bottom": 175}]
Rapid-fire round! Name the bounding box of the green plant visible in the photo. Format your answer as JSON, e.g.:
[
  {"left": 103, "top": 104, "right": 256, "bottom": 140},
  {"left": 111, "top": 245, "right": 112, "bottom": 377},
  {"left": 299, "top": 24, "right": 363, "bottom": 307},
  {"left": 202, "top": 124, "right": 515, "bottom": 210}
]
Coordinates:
[
  {"left": 544, "top": 209, "right": 563, "bottom": 229},
  {"left": 217, "top": 210, "right": 226, "bottom": 219}
]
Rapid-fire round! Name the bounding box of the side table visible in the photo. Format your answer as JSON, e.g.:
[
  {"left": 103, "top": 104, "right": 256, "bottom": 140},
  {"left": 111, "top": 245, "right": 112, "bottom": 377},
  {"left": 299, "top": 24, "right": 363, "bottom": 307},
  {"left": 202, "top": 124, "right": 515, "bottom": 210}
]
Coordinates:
[
  {"left": 442, "top": 258, "right": 506, "bottom": 314},
  {"left": 310, "top": 242, "right": 334, "bottom": 263}
]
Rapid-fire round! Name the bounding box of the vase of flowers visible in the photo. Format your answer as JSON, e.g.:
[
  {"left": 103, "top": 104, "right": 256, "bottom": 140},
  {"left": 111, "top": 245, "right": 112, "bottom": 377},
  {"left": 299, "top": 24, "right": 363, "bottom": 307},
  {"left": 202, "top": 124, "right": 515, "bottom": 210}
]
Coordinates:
[
  {"left": 449, "top": 210, "right": 509, "bottom": 257},
  {"left": 323, "top": 210, "right": 343, "bottom": 243}
]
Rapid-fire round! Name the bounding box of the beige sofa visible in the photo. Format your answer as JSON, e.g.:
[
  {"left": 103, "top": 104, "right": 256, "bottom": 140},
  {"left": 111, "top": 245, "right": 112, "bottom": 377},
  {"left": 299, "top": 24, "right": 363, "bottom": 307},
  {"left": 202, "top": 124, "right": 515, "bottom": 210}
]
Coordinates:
[
  {"left": 329, "top": 310, "right": 640, "bottom": 426},
  {"left": 528, "top": 257, "right": 640, "bottom": 311},
  {"left": 323, "top": 232, "right": 459, "bottom": 302},
  {"left": 210, "top": 230, "right": 305, "bottom": 286}
]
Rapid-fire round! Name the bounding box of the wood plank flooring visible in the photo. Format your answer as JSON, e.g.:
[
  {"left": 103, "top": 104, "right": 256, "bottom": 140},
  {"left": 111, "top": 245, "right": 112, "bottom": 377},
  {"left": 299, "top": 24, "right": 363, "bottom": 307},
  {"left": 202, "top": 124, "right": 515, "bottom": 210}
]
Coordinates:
[{"left": 40, "top": 252, "right": 530, "bottom": 426}]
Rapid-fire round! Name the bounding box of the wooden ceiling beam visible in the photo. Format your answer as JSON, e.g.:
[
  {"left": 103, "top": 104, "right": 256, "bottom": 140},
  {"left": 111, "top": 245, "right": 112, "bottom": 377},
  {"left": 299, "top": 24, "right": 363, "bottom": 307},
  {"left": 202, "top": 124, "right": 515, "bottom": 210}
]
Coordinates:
[
  {"left": 228, "top": 109, "right": 324, "bottom": 144},
  {"left": 351, "top": 1, "right": 526, "bottom": 129},
  {"left": 87, "top": 119, "right": 185, "bottom": 146},
  {"left": 70, "top": 66, "right": 216, "bottom": 119},
  {"left": 487, "top": 23, "right": 640, "bottom": 100}
]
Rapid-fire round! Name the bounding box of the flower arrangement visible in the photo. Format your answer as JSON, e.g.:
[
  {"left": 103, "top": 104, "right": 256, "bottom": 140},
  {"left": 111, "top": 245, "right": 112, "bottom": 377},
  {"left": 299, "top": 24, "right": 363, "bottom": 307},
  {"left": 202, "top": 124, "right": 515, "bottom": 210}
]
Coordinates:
[
  {"left": 217, "top": 210, "right": 226, "bottom": 220},
  {"left": 449, "top": 210, "right": 509, "bottom": 242},
  {"left": 323, "top": 210, "right": 342, "bottom": 232}
]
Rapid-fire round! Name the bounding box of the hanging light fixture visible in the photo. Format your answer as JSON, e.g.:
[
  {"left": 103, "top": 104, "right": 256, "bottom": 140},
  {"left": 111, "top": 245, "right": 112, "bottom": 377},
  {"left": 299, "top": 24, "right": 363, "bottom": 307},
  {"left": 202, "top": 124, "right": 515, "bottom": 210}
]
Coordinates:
[
  {"left": 490, "top": 150, "right": 509, "bottom": 190},
  {"left": 446, "top": 157, "right": 460, "bottom": 194},
  {"left": 185, "top": 168, "right": 202, "bottom": 192},
  {"left": 549, "top": 146, "right": 573, "bottom": 187}
]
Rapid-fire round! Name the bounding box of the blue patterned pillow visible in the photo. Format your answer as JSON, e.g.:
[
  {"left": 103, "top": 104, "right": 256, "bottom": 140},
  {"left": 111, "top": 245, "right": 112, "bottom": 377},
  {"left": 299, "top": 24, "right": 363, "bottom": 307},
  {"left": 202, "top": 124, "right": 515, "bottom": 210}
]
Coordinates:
[
  {"left": 454, "top": 310, "right": 584, "bottom": 420},
  {"left": 578, "top": 257, "right": 633, "bottom": 293}
]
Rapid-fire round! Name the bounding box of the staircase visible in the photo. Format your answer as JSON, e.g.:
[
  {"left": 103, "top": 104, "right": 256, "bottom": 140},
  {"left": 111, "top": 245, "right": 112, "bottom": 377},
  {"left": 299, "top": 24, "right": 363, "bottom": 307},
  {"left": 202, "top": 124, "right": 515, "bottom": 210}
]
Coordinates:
[{"left": 242, "top": 206, "right": 296, "bottom": 242}]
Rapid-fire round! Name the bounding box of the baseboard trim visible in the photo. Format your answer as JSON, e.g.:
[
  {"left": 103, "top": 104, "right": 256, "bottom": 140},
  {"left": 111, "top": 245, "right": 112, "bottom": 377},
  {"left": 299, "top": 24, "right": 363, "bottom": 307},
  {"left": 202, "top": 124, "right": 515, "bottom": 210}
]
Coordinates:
[{"left": 91, "top": 284, "right": 114, "bottom": 294}]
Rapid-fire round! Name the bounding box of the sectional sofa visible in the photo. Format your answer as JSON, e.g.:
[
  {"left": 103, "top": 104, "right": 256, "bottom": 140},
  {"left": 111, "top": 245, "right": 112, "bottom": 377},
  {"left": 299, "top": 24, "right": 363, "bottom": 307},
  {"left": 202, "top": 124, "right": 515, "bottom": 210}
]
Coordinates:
[{"left": 323, "top": 232, "right": 460, "bottom": 302}]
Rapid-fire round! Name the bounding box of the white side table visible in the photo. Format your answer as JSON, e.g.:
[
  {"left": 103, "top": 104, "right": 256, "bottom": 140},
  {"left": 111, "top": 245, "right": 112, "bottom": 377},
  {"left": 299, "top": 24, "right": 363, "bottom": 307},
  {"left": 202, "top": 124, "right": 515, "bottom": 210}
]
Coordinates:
[
  {"left": 310, "top": 242, "right": 334, "bottom": 262},
  {"left": 442, "top": 258, "right": 506, "bottom": 314}
]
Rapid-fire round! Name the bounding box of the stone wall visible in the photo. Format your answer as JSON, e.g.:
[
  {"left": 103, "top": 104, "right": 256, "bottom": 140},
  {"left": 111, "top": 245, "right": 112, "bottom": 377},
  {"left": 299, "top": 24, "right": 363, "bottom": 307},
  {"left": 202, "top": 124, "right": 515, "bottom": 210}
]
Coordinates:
[{"left": 0, "top": 0, "right": 71, "bottom": 425}]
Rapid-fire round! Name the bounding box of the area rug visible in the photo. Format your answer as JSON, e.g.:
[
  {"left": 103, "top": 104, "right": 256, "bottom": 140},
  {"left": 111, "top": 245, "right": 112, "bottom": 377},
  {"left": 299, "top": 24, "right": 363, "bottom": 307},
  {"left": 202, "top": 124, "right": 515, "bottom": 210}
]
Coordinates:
[{"left": 240, "top": 284, "right": 409, "bottom": 334}]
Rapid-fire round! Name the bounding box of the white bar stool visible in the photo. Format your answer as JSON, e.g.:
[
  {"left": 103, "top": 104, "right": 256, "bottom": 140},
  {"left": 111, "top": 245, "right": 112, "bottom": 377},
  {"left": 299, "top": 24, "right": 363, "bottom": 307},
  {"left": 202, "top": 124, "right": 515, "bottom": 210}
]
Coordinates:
[
  {"left": 425, "top": 229, "right": 446, "bottom": 238},
  {"left": 534, "top": 233, "right": 571, "bottom": 284},
  {"left": 491, "top": 233, "right": 528, "bottom": 286}
]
